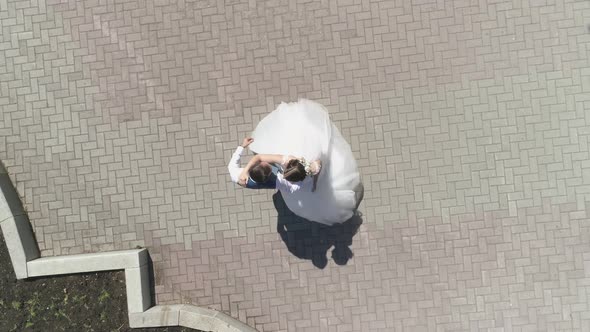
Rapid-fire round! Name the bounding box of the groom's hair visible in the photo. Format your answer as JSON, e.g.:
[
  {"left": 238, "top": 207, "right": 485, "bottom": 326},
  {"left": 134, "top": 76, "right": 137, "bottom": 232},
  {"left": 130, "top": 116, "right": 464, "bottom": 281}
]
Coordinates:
[{"left": 249, "top": 162, "right": 272, "bottom": 183}]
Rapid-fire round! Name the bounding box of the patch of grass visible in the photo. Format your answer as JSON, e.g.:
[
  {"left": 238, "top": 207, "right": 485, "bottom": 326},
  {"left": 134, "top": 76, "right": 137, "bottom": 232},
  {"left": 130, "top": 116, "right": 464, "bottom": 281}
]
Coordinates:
[
  {"left": 24, "top": 291, "right": 41, "bottom": 328},
  {"left": 98, "top": 289, "right": 110, "bottom": 304},
  {"left": 55, "top": 308, "right": 71, "bottom": 323},
  {"left": 72, "top": 294, "right": 87, "bottom": 303},
  {"left": 11, "top": 301, "right": 21, "bottom": 310}
]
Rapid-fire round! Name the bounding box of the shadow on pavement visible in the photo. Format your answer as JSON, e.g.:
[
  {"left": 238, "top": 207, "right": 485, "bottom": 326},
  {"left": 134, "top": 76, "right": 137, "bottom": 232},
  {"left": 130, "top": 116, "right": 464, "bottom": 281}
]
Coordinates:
[{"left": 272, "top": 192, "right": 363, "bottom": 269}]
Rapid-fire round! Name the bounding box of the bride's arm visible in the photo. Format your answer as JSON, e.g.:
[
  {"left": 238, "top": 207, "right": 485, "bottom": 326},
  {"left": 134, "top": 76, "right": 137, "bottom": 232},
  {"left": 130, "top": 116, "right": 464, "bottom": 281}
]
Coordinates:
[{"left": 238, "top": 154, "right": 285, "bottom": 185}]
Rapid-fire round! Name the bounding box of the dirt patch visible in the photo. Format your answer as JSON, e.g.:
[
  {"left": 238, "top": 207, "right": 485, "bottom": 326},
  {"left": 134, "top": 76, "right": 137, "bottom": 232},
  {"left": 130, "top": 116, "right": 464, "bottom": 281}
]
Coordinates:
[{"left": 0, "top": 233, "right": 198, "bottom": 332}]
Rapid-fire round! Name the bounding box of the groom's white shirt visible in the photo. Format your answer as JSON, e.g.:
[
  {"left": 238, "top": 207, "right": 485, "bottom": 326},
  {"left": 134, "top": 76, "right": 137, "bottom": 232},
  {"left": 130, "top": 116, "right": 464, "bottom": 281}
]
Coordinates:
[{"left": 227, "top": 146, "right": 311, "bottom": 193}]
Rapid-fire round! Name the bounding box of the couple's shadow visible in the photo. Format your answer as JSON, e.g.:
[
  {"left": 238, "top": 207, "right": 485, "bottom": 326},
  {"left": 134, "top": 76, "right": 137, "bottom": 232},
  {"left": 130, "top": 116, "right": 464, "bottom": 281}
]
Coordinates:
[{"left": 272, "top": 192, "right": 363, "bottom": 269}]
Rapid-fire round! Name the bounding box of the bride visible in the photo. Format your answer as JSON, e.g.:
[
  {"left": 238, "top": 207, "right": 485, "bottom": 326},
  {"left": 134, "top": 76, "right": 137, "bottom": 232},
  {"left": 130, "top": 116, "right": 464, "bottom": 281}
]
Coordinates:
[{"left": 246, "top": 99, "right": 363, "bottom": 226}]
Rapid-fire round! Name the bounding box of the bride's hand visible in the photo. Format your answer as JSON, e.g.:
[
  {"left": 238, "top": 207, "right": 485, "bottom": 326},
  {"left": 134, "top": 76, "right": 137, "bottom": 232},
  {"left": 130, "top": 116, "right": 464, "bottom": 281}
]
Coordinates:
[{"left": 310, "top": 160, "right": 322, "bottom": 175}]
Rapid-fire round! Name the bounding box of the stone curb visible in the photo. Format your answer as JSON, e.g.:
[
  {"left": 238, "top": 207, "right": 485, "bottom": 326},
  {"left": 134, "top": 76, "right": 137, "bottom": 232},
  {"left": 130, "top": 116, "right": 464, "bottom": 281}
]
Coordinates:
[
  {"left": 0, "top": 162, "right": 39, "bottom": 279},
  {"left": 129, "top": 305, "right": 256, "bottom": 332},
  {"left": 0, "top": 162, "right": 258, "bottom": 332}
]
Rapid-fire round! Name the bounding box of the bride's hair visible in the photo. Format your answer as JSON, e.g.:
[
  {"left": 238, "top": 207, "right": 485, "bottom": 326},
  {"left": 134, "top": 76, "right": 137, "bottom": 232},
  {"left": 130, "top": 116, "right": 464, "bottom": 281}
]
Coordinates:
[
  {"left": 249, "top": 162, "right": 272, "bottom": 183},
  {"left": 284, "top": 159, "right": 307, "bottom": 182}
]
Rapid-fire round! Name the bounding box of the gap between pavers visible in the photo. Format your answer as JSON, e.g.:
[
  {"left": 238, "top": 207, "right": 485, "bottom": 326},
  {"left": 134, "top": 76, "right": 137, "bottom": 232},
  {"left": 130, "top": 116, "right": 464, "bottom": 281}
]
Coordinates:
[{"left": 0, "top": 162, "right": 258, "bottom": 332}]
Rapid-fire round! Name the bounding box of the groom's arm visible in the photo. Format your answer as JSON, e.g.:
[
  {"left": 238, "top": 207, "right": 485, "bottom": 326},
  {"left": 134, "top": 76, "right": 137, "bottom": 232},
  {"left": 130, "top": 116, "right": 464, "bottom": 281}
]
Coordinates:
[
  {"left": 228, "top": 137, "right": 254, "bottom": 186},
  {"left": 227, "top": 146, "right": 245, "bottom": 184}
]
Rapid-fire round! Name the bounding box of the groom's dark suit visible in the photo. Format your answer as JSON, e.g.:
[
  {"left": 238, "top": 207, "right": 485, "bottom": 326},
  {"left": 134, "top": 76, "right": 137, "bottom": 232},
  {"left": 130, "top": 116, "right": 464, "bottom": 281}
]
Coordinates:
[{"left": 245, "top": 164, "right": 280, "bottom": 189}]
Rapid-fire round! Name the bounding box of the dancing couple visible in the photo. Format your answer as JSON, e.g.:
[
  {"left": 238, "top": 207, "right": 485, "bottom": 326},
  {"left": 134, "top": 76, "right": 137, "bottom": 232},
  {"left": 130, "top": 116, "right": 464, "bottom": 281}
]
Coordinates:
[{"left": 228, "top": 99, "right": 363, "bottom": 226}]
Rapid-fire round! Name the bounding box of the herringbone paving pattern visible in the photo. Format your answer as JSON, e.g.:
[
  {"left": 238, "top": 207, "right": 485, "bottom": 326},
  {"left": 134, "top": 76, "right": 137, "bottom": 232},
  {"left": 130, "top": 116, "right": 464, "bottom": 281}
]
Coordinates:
[{"left": 2, "top": 0, "right": 590, "bottom": 330}]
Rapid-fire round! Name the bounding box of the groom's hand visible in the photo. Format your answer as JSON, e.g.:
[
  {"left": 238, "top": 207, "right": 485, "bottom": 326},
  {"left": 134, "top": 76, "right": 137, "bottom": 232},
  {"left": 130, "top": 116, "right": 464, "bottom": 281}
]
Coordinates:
[
  {"left": 241, "top": 137, "right": 254, "bottom": 148},
  {"left": 238, "top": 173, "right": 249, "bottom": 186}
]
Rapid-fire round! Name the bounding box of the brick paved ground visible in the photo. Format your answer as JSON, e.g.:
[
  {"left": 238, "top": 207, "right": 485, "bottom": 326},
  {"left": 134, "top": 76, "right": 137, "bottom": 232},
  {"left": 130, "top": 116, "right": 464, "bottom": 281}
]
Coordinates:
[{"left": 2, "top": 0, "right": 590, "bottom": 330}]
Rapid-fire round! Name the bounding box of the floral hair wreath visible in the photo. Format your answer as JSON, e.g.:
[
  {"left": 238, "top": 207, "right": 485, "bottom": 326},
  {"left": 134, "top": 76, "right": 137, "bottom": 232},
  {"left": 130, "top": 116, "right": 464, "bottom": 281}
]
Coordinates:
[{"left": 298, "top": 157, "right": 313, "bottom": 176}]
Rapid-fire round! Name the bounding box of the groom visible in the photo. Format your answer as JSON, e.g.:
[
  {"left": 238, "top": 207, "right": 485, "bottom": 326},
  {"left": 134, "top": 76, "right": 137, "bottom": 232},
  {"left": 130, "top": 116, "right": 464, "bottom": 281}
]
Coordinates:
[{"left": 228, "top": 137, "right": 279, "bottom": 189}]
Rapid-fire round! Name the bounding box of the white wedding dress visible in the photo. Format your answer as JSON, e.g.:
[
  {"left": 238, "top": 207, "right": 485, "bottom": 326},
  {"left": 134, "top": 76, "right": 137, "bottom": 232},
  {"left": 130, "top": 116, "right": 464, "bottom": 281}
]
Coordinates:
[{"left": 249, "top": 99, "right": 363, "bottom": 226}]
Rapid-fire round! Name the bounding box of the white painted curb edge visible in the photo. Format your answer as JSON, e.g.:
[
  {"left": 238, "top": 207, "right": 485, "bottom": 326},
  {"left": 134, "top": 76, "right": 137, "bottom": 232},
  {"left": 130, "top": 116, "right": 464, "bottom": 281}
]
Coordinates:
[{"left": 0, "top": 163, "right": 258, "bottom": 332}]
